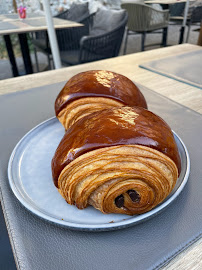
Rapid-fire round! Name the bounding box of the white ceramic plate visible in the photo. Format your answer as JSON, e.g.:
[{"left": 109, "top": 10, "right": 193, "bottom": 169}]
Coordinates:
[{"left": 8, "top": 117, "right": 190, "bottom": 231}]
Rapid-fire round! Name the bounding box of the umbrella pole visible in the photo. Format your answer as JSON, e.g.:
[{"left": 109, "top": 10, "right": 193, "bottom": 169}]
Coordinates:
[
  {"left": 179, "top": 0, "right": 190, "bottom": 44},
  {"left": 42, "top": 0, "right": 62, "bottom": 69}
]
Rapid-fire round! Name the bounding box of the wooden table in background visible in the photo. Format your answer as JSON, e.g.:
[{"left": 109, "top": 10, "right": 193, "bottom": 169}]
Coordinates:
[{"left": 0, "top": 44, "right": 201, "bottom": 270}]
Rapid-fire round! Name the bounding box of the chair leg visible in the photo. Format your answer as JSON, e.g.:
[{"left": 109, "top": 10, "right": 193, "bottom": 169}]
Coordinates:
[
  {"left": 33, "top": 47, "right": 40, "bottom": 72},
  {"left": 47, "top": 54, "right": 52, "bottom": 70},
  {"left": 123, "top": 28, "right": 129, "bottom": 55},
  {"left": 162, "top": 27, "right": 168, "bottom": 47},
  {"left": 52, "top": 56, "right": 55, "bottom": 69},
  {"left": 30, "top": 32, "right": 40, "bottom": 72},
  {"left": 197, "top": 21, "right": 202, "bottom": 46},
  {"left": 141, "top": 32, "right": 146, "bottom": 51},
  {"left": 186, "top": 23, "right": 191, "bottom": 43}
]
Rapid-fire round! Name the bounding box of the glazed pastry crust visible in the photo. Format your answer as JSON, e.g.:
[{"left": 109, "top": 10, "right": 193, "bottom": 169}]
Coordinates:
[
  {"left": 52, "top": 106, "right": 181, "bottom": 215},
  {"left": 55, "top": 70, "right": 147, "bottom": 129}
]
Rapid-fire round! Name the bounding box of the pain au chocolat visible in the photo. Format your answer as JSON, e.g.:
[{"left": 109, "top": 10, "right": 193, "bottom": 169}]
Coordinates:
[
  {"left": 51, "top": 106, "right": 181, "bottom": 215},
  {"left": 54, "top": 70, "right": 147, "bottom": 130}
]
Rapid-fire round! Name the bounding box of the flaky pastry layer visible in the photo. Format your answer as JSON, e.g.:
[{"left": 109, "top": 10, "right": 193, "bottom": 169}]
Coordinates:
[
  {"left": 57, "top": 97, "right": 123, "bottom": 130},
  {"left": 57, "top": 145, "right": 178, "bottom": 215}
]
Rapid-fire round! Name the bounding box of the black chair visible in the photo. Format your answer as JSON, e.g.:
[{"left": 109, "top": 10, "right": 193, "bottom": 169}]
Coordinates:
[
  {"left": 169, "top": 3, "right": 202, "bottom": 43},
  {"left": 59, "top": 9, "right": 128, "bottom": 65},
  {"left": 169, "top": 2, "right": 186, "bottom": 23},
  {"left": 186, "top": 6, "right": 202, "bottom": 43},
  {"left": 55, "top": 11, "right": 94, "bottom": 52},
  {"left": 31, "top": 2, "right": 91, "bottom": 70},
  {"left": 31, "top": 30, "right": 50, "bottom": 70},
  {"left": 169, "top": 2, "right": 196, "bottom": 24}
]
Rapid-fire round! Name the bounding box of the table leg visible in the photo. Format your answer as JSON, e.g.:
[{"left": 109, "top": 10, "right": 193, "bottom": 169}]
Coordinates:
[
  {"left": 18, "top": 33, "right": 33, "bottom": 74},
  {"left": 3, "top": 35, "right": 19, "bottom": 77},
  {"left": 179, "top": 26, "right": 185, "bottom": 44}
]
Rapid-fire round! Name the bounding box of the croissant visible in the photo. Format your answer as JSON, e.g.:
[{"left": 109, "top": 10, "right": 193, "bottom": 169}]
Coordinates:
[
  {"left": 52, "top": 106, "right": 181, "bottom": 215},
  {"left": 54, "top": 70, "right": 147, "bottom": 129}
]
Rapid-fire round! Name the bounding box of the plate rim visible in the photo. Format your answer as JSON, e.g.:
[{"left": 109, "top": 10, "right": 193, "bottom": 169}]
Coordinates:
[{"left": 8, "top": 117, "right": 190, "bottom": 231}]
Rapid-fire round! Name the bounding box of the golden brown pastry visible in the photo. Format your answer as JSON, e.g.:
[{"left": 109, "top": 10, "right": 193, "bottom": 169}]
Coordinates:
[
  {"left": 52, "top": 106, "right": 181, "bottom": 215},
  {"left": 55, "top": 70, "right": 147, "bottom": 129}
]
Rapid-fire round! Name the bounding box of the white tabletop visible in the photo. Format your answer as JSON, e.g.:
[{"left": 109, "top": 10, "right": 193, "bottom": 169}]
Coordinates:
[{"left": 0, "top": 13, "right": 82, "bottom": 35}]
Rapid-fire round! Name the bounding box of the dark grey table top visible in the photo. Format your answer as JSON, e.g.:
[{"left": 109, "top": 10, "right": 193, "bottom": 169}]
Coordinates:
[{"left": 0, "top": 82, "right": 201, "bottom": 270}]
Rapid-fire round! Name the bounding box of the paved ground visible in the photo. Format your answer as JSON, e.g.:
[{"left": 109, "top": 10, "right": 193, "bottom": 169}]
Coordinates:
[
  {"left": 0, "top": 52, "right": 50, "bottom": 80},
  {"left": 0, "top": 23, "right": 200, "bottom": 81}
]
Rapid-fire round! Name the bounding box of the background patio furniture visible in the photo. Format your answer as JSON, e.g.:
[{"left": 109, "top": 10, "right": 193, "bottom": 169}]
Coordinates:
[
  {"left": 58, "top": 8, "right": 128, "bottom": 65},
  {"left": 0, "top": 14, "right": 81, "bottom": 77},
  {"left": 121, "top": 2, "right": 169, "bottom": 53},
  {"left": 169, "top": 2, "right": 186, "bottom": 22},
  {"left": 32, "top": 2, "right": 90, "bottom": 70},
  {"left": 169, "top": 2, "right": 202, "bottom": 43},
  {"left": 144, "top": 0, "right": 198, "bottom": 44},
  {"left": 186, "top": 5, "right": 202, "bottom": 42},
  {"left": 56, "top": 11, "right": 94, "bottom": 56}
]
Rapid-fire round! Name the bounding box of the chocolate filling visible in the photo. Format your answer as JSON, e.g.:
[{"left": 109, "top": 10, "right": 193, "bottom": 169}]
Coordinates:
[
  {"left": 115, "top": 194, "right": 124, "bottom": 208},
  {"left": 127, "top": 190, "right": 140, "bottom": 202}
]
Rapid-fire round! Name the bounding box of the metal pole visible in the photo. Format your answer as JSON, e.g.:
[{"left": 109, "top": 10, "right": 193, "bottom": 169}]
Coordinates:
[
  {"left": 42, "top": 0, "right": 62, "bottom": 69},
  {"left": 179, "top": 0, "right": 190, "bottom": 44}
]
